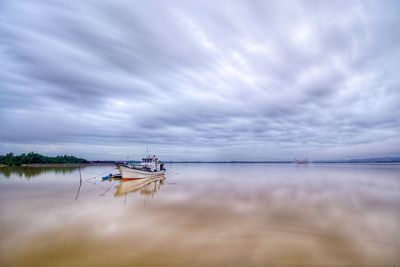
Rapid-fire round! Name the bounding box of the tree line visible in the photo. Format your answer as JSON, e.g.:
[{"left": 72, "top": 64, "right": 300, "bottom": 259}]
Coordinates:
[{"left": 0, "top": 152, "right": 88, "bottom": 166}]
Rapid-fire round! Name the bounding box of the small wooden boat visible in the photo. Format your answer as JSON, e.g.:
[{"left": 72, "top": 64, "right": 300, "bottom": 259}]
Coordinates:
[
  {"left": 118, "top": 155, "right": 165, "bottom": 180},
  {"left": 102, "top": 173, "right": 122, "bottom": 180}
]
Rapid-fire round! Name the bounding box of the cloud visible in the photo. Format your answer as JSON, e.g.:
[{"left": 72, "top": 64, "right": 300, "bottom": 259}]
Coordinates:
[{"left": 1, "top": 0, "right": 399, "bottom": 160}]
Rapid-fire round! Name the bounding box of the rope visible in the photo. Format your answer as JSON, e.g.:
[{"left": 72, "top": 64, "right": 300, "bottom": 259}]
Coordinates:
[
  {"left": 96, "top": 181, "right": 116, "bottom": 198},
  {"left": 167, "top": 170, "right": 180, "bottom": 175},
  {"left": 85, "top": 167, "right": 116, "bottom": 182}
]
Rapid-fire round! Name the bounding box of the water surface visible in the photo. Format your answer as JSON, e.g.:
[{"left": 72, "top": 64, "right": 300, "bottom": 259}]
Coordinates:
[{"left": 0, "top": 164, "right": 399, "bottom": 267}]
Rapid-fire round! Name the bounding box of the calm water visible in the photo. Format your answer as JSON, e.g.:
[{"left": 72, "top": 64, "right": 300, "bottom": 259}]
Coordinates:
[{"left": 0, "top": 164, "right": 399, "bottom": 267}]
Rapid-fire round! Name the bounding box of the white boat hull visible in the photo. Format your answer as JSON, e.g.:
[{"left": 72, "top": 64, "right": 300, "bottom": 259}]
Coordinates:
[{"left": 118, "top": 165, "right": 165, "bottom": 180}]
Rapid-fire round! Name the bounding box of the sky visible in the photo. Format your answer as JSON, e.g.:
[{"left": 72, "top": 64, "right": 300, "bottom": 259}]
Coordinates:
[{"left": 1, "top": 0, "right": 400, "bottom": 161}]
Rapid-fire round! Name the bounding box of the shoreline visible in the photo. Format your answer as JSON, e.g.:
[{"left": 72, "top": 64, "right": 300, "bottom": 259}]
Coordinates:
[
  {"left": 1, "top": 162, "right": 399, "bottom": 168},
  {"left": 19, "top": 163, "right": 115, "bottom": 167}
]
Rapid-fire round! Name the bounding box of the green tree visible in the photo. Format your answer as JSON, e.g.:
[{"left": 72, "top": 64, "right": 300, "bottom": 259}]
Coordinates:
[{"left": 0, "top": 152, "right": 88, "bottom": 166}]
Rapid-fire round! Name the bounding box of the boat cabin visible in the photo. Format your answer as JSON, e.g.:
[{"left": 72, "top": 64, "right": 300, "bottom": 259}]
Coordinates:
[{"left": 140, "top": 155, "right": 164, "bottom": 172}]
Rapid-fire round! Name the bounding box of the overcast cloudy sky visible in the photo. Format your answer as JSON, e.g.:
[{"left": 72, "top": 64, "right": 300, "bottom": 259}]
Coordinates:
[{"left": 1, "top": 0, "right": 399, "bottom": 160}]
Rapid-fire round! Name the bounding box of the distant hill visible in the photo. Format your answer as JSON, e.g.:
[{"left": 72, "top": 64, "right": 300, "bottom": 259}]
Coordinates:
[{"left": 313, "top": 156, "right": 400, "bottom": 163}]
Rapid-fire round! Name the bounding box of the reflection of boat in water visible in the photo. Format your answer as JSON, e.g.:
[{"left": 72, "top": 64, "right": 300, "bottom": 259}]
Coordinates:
[
  {"left": 114, "top": 176, "right": 165, "bottom": 197},
  {"left": 118, "top": 155, "right": 166, "bottom": 180}
]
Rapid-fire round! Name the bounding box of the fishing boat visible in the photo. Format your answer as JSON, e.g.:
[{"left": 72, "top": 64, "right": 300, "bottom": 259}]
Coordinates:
[
  {"left": 118, "top": 155, "right": 166, "bottom": 180},
  {"left": 295, "top": 158, "right": 308, "bottom": 164}
]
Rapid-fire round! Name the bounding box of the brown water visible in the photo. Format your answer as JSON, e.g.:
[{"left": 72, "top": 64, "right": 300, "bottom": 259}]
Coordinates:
[{"left": 0, "top": 164, "right": 399, "bottom": 267}]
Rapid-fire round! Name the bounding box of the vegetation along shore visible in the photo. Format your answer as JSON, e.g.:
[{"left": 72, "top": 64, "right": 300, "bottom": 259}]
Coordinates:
[{"left": 0, "top": 152, "right": 88, "bottom": 167}]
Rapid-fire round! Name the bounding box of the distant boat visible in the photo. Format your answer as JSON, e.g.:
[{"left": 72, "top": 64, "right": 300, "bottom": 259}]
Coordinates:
[
  {"left": 118, "top": 155, "right": 166, "bottom": 180},
  {"left": 295, "top": 158, "right": 308, "bottom": 164}
]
